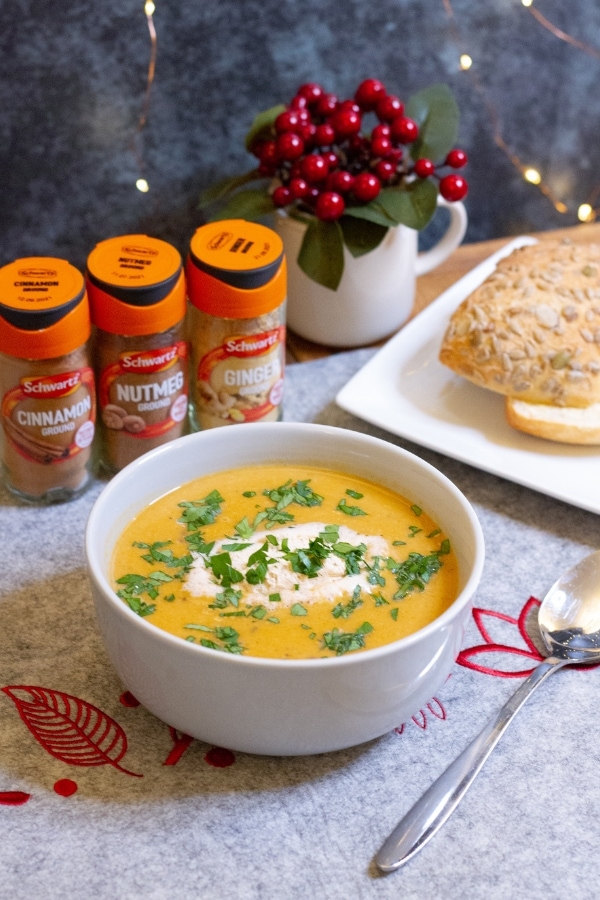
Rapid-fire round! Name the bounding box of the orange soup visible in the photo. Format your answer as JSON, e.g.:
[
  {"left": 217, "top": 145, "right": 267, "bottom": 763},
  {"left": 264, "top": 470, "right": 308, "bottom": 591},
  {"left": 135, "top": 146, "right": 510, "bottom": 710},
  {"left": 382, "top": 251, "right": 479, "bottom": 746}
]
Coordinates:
[{"left": 111, "top": 464, "right": 459, "bottom": 659}]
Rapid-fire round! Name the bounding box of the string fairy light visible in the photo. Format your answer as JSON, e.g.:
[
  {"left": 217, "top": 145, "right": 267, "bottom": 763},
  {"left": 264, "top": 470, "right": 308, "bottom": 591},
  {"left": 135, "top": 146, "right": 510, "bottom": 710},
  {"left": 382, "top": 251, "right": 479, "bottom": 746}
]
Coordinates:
[
  {"left": 442, "top": 0, "right": 600, "bottom": 222},
  {"left": 130, "top": 1, "right": 158, "bottom": 192}
]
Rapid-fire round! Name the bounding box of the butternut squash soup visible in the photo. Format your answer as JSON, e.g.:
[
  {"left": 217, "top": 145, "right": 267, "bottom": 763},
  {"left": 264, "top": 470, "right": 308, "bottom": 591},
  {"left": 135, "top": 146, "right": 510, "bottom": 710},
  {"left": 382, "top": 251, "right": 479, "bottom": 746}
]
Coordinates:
[{"left": 111, "top": 464, "right": 459, "bottom": 659}]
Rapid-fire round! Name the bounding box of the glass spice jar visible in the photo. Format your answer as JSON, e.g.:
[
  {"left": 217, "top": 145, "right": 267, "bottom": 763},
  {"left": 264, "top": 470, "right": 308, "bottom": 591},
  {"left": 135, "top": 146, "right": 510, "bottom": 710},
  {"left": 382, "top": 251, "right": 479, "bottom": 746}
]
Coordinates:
[
  {"left": 0, "top": 256, "right": 96, "bottom": 504},
  {"left": 86, "top": 234, "right": 189, "bottom": 474},
  {"left": 186, "top": 219, "right": 287, "bottom": 431}
]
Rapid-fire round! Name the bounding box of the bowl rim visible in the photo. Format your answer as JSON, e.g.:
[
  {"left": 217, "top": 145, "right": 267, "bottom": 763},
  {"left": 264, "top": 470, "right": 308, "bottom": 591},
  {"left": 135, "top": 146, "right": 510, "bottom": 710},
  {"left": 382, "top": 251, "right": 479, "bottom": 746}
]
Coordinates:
[{"left": 86, "top": 422, "right": 485, "bottom": 669}]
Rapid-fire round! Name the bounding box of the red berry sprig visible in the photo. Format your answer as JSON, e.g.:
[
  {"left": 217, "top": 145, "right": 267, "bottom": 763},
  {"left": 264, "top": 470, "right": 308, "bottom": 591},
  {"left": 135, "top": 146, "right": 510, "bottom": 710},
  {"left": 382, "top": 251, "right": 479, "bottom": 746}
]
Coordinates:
[{"left": 253, "top": 79, "right": 468, "bottom": 221}]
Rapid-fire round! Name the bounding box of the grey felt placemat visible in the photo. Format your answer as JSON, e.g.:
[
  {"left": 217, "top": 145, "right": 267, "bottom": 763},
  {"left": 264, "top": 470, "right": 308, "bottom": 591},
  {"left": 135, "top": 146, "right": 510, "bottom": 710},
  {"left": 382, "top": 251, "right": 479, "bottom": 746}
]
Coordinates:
[{"left": 1, "top": 348, "right": 599, "bottom": 900}]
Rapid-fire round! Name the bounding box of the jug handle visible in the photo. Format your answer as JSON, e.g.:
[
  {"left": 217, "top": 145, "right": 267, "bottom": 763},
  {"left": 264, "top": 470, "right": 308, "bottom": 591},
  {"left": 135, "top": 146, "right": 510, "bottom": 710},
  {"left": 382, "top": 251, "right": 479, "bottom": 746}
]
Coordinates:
[{"left": 415, "top": 197, "right": 468, "bottom": 277}]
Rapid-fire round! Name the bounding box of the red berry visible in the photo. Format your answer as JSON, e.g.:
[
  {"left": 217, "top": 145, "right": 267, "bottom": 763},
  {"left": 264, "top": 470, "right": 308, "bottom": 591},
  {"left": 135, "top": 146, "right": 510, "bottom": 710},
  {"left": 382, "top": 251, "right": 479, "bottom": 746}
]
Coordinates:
[
  {"left": 370, "top": 135, "right": 392, "bottom": 157},
  {"left": 315, "top": 191, "right": 345, "bottom": 221},
  {"left": 314, "top": 123, "right": 336, "bottom": 146},
  {"left": 256, "top": 140, "right": 278, "bottom": 165},
  {"left": 296, "top": 108, "right": 312, "bottom": 125},
  {"left": 413, "top": 158, "right": 435, "bottom": 178},
  {"left": 372, "top": 123, "right": 391, "bottom": 140},
  {"left": 275, "top": 110, "right": 301, "bottom": 134},
  {"left": 375, "top": 159, "right": 396, "bottom": 182},
  {"left": 276, "top": 132, "right": 305, "bottom": 161},
  {"left": 445, "top": 148, "right": 468, "bottom": 168},
  {"left": 326, "top": 169, "right": 355, "bottom": 193},
  {"left": 385, "top": 147, "right": 403, "bottom": 164},
  {"left": 258, "top": 161, "right": 277, "bottom": 177},
  {"left": 390, "top": 116, "right": 419, "bottom": 144},
  {"left": 324, "top": 151, "right": 339, "bottom": 169},
  {"left": 300, "top": 154, "right": 329, "bottom": 182},
  {"left": 298, "top": 83, "right": 324, "bottom": 106},
  {"left": 315, "top": 93, "right": 338, "bottom": 118},
  {"left": 288, "top": 177, "right": 310, "bottom": 199},
  {"left": 289, "top": 94, "right": 308, "bottom": 110},
  {"left": 439, "top": 173, "right": 468, "bottom": 201},
  {"left": 375, "top": 95, "right": 405, "bottom": 122},
  {"left": 272, "top": 185, "right": 291, "bottom": 207},
  {"left": 354, "top": 78, "right": 386, "bottom": 111},
  {"left": 299, "top": 122, "right": 316, "bottom": 145},
  {"left": 337, "top": 99, "right": 361, "bottom": 114},
  {"left": 330, "top": 108, "right": 362, "bottom": 139},
  {"left": 353, "top": 172, "right": 381, "bottom": 202}
]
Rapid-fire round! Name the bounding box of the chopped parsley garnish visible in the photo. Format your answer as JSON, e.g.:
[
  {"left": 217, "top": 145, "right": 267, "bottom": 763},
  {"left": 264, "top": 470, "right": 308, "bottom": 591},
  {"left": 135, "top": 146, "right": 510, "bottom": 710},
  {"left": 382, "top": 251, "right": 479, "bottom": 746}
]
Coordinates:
[
  {"left": 178, "top": 490, "right": 224, "bottom": 529},
  {"left": 209, "top": 587, "right": 242, "bottom": 610},
  {"left": 427, "top": 529, "right": 441, "bottom": 539},
  {"left": 269, "top": 592, "right": 281, "bottom": 603},
  {"left": 408, "top": 525, "right": 422, "bottom": 537},
  {"left": 322, "top": 622, "right": 373, "bottom": 655},
  {"left": 390, "top": 608, "right": 399, "bottom": 621},
  {"left": 291, "top": 603, "right": 308, "bottom": 616},
  {"left": 206, "top": 552, "right": 244, "bottom": 588},
  {"left": 133, "top": 541, "right": 193, "bottom": 569},
  {"left": 186, "top": 624, "right": 244, "bottom": 654},
  {"left": 122, "top": 596, "right": 156, "bottom": 617},
  {"left": 411, "top": 505, "right": 422, "bottom": 516},
  {"left": 388, "top": 544, "right": 450, "bottom": 599},
  {"left": 242, "top": 490, "right": 256, "bottom": 497},
  {"left": 116, "top": 570, "right": 173, "bottom": 603},
  {"left": 336, "top": 498, "right": 367, "bottom": 516},
  {"left": 346, "top": 489, "right": 364, "bottom": 499},
  {"left": 332, "top": 585, "right": 363, "bottom": 619}
]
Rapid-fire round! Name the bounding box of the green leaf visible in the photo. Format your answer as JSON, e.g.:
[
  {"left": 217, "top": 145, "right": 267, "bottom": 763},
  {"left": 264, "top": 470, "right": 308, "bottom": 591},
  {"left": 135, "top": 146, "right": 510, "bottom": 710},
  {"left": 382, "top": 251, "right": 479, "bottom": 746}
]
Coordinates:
[
  {"left": 208, "top": 189, "right": 277, "bottom": 222},
  {"left": 406, "top": 83, "right": 459, "bottom": 162},
  {"left": 199, "top": 171, "right": 261, "bottom": 208},
  {"left": 297, "top": 218, "right": 345, "bottom": 290},
  {"left": 244, "top": 104, "right": 286, "bottom": 151},
  {"left": 339, "top": 215, "right": 389, "bottom": 258},
  {"left": 343, "top": 202, "right": 397, "bottom": 228},
  {"left": 376, "top": 179, "right": 438, "bottom": 230}
]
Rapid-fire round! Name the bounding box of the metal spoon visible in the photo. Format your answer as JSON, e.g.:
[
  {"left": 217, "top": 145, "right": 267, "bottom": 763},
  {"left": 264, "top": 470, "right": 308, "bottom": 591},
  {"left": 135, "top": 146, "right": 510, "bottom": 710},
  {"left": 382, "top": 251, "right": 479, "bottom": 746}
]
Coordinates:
[{"left": 375, "top": 548, "right": 600, "bottom": 874}]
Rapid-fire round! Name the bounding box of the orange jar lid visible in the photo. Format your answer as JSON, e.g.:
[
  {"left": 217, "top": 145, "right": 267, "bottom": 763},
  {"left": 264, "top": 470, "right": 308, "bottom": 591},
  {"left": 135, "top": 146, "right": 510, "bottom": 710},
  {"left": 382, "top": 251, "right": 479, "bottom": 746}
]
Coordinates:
[
  {"left": 0, "top": 257, "right": 90, "bottom": 359},
  {"left": 86, "top": 234, "right": 185, "bottom": 335},
  {"left": 187, "top": 220, "right": 286, "bottom": 318}
]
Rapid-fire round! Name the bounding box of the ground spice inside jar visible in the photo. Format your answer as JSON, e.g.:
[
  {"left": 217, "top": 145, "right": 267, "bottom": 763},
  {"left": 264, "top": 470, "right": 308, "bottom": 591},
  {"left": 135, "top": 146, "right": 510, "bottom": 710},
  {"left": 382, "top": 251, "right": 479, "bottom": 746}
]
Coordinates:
[
  {"left": 186, "top": 219, "right": 287, "bottom": 430},
  {"left": 0, "top": 257, "right": 96, "bottom": 503},
  {"left": 86, "top": 234, "right": 188, "bottom": 473}
]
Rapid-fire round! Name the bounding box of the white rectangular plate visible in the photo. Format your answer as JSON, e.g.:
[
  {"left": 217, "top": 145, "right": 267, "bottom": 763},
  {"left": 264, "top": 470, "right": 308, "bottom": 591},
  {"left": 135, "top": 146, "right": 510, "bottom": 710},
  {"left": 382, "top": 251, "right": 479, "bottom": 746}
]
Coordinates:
[{"left": 336, "top": 236, "right": 600, "bottom": 515}]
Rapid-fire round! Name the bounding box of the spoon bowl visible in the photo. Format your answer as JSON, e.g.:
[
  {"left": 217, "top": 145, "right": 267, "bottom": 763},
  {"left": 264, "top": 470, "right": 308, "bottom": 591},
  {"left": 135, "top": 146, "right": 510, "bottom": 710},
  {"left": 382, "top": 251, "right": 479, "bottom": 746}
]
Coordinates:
[{"left": 375, "top": 549, "right": 600, "bottom": 873}]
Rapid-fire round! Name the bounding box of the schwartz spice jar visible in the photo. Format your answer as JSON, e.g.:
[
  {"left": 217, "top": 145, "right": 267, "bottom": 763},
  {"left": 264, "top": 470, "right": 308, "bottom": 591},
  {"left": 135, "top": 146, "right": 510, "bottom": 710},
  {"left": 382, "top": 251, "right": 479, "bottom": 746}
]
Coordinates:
[
  {"left": 86, "top": 234, "right": 188, "bottom": 473},
  {"left": 0, "top": 257, "right": 96, "bottom": 503},
  {"left": 186, "top": 219, "right": 286, "bottom": 430}
]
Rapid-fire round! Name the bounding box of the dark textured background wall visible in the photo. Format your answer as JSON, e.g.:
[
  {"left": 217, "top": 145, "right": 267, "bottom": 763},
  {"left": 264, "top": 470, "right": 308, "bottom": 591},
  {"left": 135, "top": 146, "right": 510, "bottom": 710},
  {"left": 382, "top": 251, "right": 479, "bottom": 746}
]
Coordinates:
[{"left": 0, "top": 0, "right": 598, "bottom": 271}]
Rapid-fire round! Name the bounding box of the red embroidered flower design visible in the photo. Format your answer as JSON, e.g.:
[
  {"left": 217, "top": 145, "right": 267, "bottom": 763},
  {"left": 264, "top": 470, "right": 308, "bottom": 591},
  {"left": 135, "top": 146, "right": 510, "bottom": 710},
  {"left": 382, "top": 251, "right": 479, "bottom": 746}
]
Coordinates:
[
  {"left": 395, "top": 697, "right": 447, "bottom": 735},
  {"left": 457, "top": 596, "right": 544, "bottom": 678}
]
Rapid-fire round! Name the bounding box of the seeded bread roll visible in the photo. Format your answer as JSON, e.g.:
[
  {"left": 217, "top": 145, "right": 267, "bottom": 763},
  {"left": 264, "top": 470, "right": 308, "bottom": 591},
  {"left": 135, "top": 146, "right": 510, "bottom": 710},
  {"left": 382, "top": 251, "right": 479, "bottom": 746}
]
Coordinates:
[
  {"left": 439, "top": 239, "right": 600, "bottom": 409},
  {"left": 505, "top": 397, "right": 600, "bottom": 445}
]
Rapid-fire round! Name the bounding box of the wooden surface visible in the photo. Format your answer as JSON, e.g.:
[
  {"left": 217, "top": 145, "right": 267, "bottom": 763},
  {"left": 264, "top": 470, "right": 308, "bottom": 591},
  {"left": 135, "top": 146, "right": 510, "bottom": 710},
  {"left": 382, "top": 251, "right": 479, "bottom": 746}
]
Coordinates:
[{"left": 286, "top": 221, "right": 600, "bottom": 364}]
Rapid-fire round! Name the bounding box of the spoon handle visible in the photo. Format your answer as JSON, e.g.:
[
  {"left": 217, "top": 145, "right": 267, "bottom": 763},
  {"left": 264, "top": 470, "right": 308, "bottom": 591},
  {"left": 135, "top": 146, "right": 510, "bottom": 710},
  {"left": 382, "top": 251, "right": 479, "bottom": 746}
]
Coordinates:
[{"left": 375, "top": 656, "right": 568, "bottom": 873}]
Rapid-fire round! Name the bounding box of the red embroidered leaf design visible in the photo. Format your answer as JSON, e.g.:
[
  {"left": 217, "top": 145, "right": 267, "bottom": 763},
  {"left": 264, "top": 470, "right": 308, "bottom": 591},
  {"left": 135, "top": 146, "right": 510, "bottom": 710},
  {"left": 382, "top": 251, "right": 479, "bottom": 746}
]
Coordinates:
[
  {"left": 2, "top": 686, "right": 142, "bottom": 777},
  {"left": 457, "top": 596, "right": 544, "bottom": 678},
  {"left": 0, "top": 791, "right": 30, "bottom": 806}
]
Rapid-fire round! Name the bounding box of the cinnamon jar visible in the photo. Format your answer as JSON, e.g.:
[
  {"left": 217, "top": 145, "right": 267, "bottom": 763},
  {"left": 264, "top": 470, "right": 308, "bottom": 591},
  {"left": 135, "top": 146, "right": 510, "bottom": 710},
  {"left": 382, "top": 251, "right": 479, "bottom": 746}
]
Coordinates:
[
  {"left": 86, "top": 234, "right": 189, "bottom": 473},
  {"left": 186, "top": 220, "right": 287, "bottom": 430},
  {"left": 0, "top": 257, "right": 96, "bottom": 503}
]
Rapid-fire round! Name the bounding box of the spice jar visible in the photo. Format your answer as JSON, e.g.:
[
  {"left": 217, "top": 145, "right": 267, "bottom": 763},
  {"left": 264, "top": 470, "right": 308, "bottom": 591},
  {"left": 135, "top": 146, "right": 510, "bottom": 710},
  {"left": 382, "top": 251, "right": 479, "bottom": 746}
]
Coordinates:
[
  {"left": 0, "top": 257, "right": 96, "bottom": 503},
  {"left": 186, "top": 219, "right": 286, "bottom": 430},
  {"left": 86, "top": 234, "right": 188, "bottom": 474}
]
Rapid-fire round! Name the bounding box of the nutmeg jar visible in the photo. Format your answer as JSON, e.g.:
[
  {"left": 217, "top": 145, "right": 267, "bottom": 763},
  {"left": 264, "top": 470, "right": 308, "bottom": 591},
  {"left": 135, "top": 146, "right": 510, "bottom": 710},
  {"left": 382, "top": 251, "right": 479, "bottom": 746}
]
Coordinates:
[
  {"left": 186, "top": 219, "right": 287, "bottom": 430},
  {"left": 0, "top": 257, "right": 96, "bottom": 503},
  {"left": 86, "top": 234, "right": 189, "bottom": 474}
]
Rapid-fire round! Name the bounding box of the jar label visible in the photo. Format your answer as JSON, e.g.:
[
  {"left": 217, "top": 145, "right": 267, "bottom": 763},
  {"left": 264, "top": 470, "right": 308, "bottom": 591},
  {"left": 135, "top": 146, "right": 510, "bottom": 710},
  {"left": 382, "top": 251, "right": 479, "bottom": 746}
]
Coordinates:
[
  {"left": 98, "top": 341, "right": 189, "bottom": 438},
  {"left": 1, "top": 367, "right": 96, "bottom": 464},
  {"left": 196, "top": 326, "right": 285, "bottom": 424}
]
